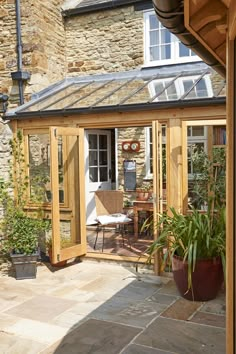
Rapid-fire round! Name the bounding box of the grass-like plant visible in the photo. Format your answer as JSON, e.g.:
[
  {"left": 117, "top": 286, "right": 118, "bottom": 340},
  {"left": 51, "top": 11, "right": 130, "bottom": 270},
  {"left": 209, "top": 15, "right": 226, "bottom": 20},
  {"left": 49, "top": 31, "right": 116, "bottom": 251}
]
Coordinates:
[{"left": 144, "top": 205, "right": 226, "bottom": 289}]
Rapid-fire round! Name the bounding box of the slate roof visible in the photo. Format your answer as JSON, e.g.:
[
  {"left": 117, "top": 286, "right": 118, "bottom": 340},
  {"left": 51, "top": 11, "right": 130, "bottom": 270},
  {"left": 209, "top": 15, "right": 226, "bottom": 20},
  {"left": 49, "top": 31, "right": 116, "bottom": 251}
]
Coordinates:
[{"left": 61, "top": 0, "right": 145, "bottom": 15}]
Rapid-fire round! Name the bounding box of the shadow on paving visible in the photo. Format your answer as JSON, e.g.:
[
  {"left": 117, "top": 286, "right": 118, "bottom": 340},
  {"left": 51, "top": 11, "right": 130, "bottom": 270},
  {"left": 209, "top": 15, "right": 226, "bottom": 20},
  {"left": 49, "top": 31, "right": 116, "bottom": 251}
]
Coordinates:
[{"left": 41, "top": 267, "right": 226, "bottom": 354}]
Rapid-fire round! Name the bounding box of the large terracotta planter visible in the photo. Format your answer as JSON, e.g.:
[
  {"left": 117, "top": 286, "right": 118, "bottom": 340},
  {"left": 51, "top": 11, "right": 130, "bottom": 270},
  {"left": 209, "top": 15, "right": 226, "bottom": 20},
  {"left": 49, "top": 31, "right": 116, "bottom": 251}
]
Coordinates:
[{"left": 172, "top": 254, "right": 224, "bottom": 301}]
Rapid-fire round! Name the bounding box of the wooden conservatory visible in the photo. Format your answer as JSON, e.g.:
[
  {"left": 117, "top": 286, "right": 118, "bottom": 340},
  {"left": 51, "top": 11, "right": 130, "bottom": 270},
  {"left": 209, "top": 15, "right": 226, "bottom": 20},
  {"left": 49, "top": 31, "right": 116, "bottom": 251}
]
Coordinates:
[
  {"left": 4, "top": 63, "right": 226, "bottom": 271},
  {"left": 152, "top": 0, "right": 235, "bottom": 352}
]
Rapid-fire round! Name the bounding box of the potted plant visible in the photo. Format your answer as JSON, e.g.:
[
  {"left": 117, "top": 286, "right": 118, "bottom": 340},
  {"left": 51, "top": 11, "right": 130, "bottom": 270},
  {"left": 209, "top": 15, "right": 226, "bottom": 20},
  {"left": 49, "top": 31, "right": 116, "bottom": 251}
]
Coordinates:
[
  {"left": 144, "top": 206, "right": 225, "bottom": 301},
  {"left": 136, "top": 180, "right": 153, "bottom": 201},
  {"left": 0, "top": 130, "right": 50, "bottom": 279},
  {"left": 144, "top": 146, "right": 226, "bottom": 301}
]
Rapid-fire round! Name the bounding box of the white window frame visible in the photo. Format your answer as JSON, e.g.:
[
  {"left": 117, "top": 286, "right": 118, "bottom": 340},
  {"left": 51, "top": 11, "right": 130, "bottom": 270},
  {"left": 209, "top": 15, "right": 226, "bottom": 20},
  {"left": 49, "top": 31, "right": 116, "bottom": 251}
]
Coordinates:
[
  {"left": 145, "top": 125, "right": 166, "bottom": 178},
  {"left": 187, "top": 126, "right": 208, "bottom": 178},
  {"left": 145, "top": 126, "right": 207, "bottom": 179},
  {"left": 148, "top": 75, "right": 213, "bottom": 101},
  {"left": 143, "top": 10, "right": 201, "bottom": 66}
]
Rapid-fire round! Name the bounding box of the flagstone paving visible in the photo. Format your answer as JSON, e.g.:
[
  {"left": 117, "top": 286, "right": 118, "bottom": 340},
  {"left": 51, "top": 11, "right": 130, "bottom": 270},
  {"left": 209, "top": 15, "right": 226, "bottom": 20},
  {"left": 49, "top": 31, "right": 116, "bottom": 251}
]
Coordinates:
[{"left": 0, "top": 259, "right": 226, "bottom": 354}]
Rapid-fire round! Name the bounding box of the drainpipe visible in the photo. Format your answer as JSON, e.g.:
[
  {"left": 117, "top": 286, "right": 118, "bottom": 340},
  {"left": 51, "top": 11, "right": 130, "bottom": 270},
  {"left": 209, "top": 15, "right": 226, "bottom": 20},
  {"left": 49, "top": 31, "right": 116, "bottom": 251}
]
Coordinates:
[
  {"left": 152, "top": 0, "right": 226, "bottom": 77},
  {"left": 11, "top": 0, "right": 30, "bottom": 105}
]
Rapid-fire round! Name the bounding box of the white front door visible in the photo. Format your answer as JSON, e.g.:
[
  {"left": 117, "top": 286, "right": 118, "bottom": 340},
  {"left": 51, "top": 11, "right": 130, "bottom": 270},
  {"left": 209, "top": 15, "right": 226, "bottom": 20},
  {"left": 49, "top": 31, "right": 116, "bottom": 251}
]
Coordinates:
[{"left": 85, "top": 130, "right": 112, "bottom": 224}]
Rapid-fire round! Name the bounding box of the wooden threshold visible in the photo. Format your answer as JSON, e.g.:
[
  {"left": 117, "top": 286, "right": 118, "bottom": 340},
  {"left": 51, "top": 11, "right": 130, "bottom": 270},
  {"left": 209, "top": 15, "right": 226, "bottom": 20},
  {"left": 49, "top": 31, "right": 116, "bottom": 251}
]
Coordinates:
[{"left": 83, "top": 252, "right": 153, "bottom": 264}]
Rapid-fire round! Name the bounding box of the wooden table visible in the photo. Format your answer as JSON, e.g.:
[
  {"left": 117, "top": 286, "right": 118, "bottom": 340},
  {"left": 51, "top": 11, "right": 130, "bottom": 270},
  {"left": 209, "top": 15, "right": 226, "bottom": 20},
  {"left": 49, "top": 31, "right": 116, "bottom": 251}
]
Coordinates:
[{"left": 133, "top": 200, "right": 153, "bottom": 239}]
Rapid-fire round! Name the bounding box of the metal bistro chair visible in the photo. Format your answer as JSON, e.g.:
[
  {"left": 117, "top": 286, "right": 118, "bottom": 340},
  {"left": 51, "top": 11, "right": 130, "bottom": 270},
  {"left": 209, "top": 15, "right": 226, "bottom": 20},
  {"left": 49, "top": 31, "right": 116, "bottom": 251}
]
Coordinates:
[{"left": 94, "top": 190, "right": 133, "bottom": 252}]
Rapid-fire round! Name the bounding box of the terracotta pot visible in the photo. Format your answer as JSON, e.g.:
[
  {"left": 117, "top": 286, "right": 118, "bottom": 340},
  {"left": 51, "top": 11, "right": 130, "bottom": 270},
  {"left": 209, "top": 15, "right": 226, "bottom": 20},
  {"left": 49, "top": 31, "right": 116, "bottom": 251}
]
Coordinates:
[
  {"left": 48, "top": 248, "right": 67, "bottom": 267},
  {"left": 136, "top": 191, "right": 150, "bottom": 201},
  {"left": 172, "top": 254, "right": 224, "bottom": 301}
]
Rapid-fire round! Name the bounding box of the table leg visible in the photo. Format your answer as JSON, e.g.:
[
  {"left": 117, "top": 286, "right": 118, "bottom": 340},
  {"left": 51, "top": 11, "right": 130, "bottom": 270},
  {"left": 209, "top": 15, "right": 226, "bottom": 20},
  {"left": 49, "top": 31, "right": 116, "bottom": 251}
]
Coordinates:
[{"left": 134, "top": 206, "right": 138, "bottom": 240}]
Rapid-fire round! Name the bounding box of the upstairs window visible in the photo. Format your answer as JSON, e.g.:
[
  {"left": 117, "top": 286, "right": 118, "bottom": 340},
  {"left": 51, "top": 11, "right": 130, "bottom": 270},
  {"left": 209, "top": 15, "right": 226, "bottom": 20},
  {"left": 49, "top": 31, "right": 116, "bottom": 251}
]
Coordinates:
[
  {"left": 144, "top": 11, "right": 200, "bottom": 66},
  {"left": 149, "top": 75, "right": 212, "bottom": 101}
]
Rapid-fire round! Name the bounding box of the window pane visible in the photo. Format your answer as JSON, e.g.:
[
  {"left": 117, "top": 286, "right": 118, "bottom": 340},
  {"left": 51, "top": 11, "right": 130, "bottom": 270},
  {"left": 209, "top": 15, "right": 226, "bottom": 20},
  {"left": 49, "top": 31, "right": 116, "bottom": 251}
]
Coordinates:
[
  {"left": 99, "top": 135, "right": 107, "bottom": 149},
  {"left": 89, "top": 167, "right": 98, "bottom": 182},
  {"left": 89, "top": 151, "right": 98, "bottom": 166},
  {"left": 150, "top": 31, "right": 158, "bottom": 45},
  {"left": 166, "top": 83, "right": 178, "bottom": 100},
  {"left": 161, "top": 44, "right": 171, "bottom": 59},
  {"left": 99, "top": 151, "right": 107, "bottom": 165},
  {"left": 179, "top": 43, "right": 190, "bottom": 57},
  {"left": 89, "top": 134, "right": 97, "bottom": 149},
  {"left": 196, "top": 79, "right": 207, "bottom": 97},
  {"left": 150, "top": 46, "right": 159, "bottom": 61},
  {"left": 183, "top": 80, "right": 195, "bottom": 98},
  {"left": 162, "top": 29, "right": 171, "bottom": 44},
  {"left": 192, "top": 126, "right": 204, "bottom": 136},
  {"left": 28, "top": 134, "right": 51, "bottom": 203},
  {"left": 150, "top": 14, "right": 158, "bottom": 30},
  {"left": 100, "top": 167, "right": 108, "bottom": 182}
]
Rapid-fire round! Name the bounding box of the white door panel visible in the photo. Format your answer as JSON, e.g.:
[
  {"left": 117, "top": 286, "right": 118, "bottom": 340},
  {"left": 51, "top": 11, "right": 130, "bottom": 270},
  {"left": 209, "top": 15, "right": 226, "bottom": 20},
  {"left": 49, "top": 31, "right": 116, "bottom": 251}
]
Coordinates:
[{"left": 85, "top": 130, "right": 112, "bottom": 224}]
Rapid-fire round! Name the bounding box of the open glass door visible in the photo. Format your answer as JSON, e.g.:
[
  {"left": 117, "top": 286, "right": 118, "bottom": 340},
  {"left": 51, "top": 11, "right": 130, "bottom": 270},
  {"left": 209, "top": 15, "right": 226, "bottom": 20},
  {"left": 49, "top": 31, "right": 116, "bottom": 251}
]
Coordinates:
[
  {"left": 50, "top": 127, "right": 86, "bottom": 264},
  {"left": 152, "top": 121, "right": 164, "bottom": 274}
]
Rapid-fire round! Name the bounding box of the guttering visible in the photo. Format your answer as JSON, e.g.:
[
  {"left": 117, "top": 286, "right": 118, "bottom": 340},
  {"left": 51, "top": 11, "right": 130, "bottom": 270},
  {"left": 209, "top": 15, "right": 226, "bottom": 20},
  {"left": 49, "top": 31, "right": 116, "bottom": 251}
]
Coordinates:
[
  {"left": 4, "top": 96, "right": 226, "bottom": 120},
  {"left": 11, "top": 0, "right": 30, "bottom": 105},
  {"left": 62, "top": 0, "right": 144, "bottom": 17},
  {"left": 152, "top": 0, "right": 226, "bottom": 77}
]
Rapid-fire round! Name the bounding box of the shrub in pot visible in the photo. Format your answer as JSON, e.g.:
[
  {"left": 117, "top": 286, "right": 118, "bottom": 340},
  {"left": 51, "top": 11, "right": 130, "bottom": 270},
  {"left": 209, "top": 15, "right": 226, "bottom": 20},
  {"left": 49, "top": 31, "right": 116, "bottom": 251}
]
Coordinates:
[
  {"left": 144, "top": 206, "right": 225, "bottom": 301},
  {"left": 0, "top": 130, "right": 50, "bottom": 279},
  {"left": 136, "top": 180, "right": 153, "bottom": 201}
]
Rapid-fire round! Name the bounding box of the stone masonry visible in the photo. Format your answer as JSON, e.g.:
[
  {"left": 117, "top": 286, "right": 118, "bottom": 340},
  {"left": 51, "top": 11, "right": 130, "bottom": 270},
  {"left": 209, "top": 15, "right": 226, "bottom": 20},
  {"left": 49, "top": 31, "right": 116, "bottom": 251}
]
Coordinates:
[{"left": 66, "top": 6, "right": 144, "bottom": 75}]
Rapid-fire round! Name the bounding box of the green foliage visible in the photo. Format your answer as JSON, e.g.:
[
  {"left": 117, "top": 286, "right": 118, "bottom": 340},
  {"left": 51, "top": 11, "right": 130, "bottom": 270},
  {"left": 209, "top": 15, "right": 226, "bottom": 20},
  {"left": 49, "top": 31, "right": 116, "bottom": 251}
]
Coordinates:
[
  {"left": 144, "top": 206, "right": 226, "bottom": 289},
  {"left": 189, "top": 145, "right": 226, "bottom": 209},
  {"left": 0, "top": 130, "right": 50, "bottom": 255},
  {"left": 136, "top": 180, "right": 153, "bottom": 192}
]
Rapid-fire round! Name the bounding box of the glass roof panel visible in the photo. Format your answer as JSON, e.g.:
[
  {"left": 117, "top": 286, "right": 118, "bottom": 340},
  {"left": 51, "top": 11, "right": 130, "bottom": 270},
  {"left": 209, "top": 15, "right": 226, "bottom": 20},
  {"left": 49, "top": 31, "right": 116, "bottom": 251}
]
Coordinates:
[
  {"left": 23, "top": 84, "right": 85, "bottom": 112},
  {"left": 11, "top": 65, "right": 225, "bottom": 117}
]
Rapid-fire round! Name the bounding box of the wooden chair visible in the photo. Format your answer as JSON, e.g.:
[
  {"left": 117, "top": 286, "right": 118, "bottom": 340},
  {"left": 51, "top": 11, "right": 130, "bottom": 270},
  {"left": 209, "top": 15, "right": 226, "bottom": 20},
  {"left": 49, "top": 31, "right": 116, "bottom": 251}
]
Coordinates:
[{"left": 94, "top": 190, "right": 133, "bottom": 252}]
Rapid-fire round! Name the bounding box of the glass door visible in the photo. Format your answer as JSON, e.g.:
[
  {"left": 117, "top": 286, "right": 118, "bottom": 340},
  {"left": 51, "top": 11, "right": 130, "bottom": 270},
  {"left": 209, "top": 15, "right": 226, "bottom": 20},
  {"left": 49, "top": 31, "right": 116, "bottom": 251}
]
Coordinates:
[
  {"left": 152, "top": 120, "right": 164, "bottom": 274},
  {"left": 50, "top": 127, "right": 86, "bottom": 264}
]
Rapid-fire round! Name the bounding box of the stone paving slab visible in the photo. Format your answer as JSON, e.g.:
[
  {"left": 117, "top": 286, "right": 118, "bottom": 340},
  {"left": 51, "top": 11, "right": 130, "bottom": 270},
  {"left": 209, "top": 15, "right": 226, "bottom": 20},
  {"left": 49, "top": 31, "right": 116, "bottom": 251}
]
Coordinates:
[
  {"left": 41, "top": 318, "right": 142, "bottom": 354},
  {"left": 4, "top": 318, "right": 68, "bottom": 345},
  {"left": 122, "top": 343, "right": 177, "bottom": 354},
  {"left": 5, "top": 294, "right": 77, "bottom": 322},
  {"left": 0, "top": 260, "right": 226, "bottom": 354},
  {"left": 190, "top": 311, "right": 226, "bottom": 328},
  {"left": 135, "top": 316, "right": 226, "bottom": 354},
  {"left": 161, "top": 298, "right": 202, "bottom": 320},
  {"left": 0, "top": 332, "right": 46, "bottom": 354},
  {"left": 88, "top": 293, "right": 168, "bottom": 328}
]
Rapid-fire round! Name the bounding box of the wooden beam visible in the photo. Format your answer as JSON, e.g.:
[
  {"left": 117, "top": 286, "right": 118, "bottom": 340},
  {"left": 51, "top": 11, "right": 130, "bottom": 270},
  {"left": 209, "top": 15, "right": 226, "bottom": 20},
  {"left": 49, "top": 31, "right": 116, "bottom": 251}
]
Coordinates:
[
  {"left": 185, "top": 0, "right": 227, "bottom": 66},
  {"left": 229, "top": 0, "right": 236, "bottom": 39},
  {"left": 226, "top": 36, "right": 235, "bottom": 354},
  {"left": 190, "top": 1, "right": 226, "bottom": 32},
  {"left": 16, "top": 105, "right": 226, "bottom": 130}
]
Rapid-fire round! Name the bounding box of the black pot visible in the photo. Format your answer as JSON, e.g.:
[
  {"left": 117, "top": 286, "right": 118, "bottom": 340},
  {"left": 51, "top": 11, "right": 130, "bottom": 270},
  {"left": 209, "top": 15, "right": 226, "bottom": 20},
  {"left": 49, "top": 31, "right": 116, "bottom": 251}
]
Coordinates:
[
  {"left": 172, "top": 254, "right": 224, "bottom": 301},
  {"left": 10, "top": 251, "right": 39, "bottom": 280}
]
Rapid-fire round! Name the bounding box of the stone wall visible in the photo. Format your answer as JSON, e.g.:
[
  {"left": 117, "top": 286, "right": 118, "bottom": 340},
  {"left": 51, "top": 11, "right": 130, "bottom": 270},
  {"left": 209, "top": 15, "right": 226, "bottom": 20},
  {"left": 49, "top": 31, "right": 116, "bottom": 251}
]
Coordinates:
[
  {"left": 65, "top": 6, "right": 144, "bottom": 75},
  {"left": 0, "top": 0, "right": 66, "bottom": 106},
  {"left": 117, "top": 126, "right": 149, "bottom": 202}
]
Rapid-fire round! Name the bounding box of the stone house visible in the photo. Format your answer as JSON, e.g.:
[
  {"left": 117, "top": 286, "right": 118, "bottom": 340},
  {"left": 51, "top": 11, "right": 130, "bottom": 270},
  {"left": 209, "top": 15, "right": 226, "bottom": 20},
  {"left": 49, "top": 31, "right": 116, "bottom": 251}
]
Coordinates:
[{"left": 0, "top": 0, "right": 226, "bottom": 259}]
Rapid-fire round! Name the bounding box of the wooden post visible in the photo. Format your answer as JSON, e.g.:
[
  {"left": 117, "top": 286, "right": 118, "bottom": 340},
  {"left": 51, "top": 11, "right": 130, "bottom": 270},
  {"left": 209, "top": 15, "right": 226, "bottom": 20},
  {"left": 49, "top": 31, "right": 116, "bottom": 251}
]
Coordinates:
[{"left": 167, "top": 119, "right": 182, "bottom": 213}]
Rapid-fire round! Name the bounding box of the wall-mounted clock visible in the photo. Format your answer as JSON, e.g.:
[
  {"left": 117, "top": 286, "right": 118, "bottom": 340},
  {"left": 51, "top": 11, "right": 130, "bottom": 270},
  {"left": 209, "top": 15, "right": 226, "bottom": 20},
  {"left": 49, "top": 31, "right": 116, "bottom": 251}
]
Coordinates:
[
  {"left": 122, "top": 140, "right": 140, "bottom": 152},
  {"left": 130, "top": 141, "right": 140, "bottom": 152},
  {"left": 122, "top": 142, "right": 130, "bottom": 151}
]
